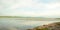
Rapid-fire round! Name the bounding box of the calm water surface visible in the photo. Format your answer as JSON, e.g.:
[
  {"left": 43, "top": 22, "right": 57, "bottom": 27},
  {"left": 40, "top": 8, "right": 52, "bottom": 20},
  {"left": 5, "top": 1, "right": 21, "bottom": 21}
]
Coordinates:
[{"left": 0, "top": 18, "right": 60, "bottom": 30}]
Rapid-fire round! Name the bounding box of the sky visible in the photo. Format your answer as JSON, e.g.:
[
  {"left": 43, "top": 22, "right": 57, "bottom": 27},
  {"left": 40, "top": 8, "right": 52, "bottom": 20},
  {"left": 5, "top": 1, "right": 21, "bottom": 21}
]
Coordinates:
[{"left": 0, "top": 0, "right": 60, "bottom": 18}]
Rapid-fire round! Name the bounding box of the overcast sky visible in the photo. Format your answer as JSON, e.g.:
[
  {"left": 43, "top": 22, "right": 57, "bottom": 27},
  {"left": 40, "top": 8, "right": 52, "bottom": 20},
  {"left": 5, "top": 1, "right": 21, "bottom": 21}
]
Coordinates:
[{"left": 0, "top": 0, "right": 60, "bottom": 18}]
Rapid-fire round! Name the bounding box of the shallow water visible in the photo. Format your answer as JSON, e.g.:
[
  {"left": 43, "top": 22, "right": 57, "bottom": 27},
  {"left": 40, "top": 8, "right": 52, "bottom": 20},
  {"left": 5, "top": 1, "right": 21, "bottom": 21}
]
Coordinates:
[{"left": 0, "top": 18, "right": 60, "bottom": 30}]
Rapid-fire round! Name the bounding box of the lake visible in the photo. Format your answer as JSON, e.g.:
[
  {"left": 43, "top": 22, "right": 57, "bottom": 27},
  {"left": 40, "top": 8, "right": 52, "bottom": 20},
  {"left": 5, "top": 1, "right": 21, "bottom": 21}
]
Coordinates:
[{"left": 0, "top": 18, "right": 60, "bottom": 30}]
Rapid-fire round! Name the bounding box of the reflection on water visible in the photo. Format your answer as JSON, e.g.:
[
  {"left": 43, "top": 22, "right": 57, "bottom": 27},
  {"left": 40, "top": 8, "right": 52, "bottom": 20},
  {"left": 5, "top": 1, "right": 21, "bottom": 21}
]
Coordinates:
[{"left": 0, "top": 18, "right": 60, "bottom": 30}]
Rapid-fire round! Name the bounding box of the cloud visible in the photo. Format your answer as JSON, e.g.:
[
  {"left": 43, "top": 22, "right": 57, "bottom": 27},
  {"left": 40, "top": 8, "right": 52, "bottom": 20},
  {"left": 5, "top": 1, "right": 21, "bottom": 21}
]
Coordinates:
[
  {"left": 32, "top": 0, "right": 60, "bottom": 9},
  {"left": 9, "top": 0, "right": 32, "bottom": 9},
  {"left": 0, "top": 0, "right": 60, "bottom": 18},
  {"left": 32, "top": 0, "right": 60, "bottom": 17},
  {"left": 0, "top": 0, "right": 32, "bottom": 16}
]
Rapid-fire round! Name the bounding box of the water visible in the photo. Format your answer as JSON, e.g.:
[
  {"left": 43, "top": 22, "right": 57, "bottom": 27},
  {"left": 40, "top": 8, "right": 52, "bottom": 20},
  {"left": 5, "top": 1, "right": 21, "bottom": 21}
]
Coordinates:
[{"left": 0, "top": 18, "right": 60, "bottom": 30}]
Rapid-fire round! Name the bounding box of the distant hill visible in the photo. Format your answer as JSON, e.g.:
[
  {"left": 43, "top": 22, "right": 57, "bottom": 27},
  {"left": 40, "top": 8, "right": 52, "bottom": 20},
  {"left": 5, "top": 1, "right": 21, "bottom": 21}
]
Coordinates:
[
  {"left": 0, "top": 16, "right": 60, "bottom": 20},
  {"left": 0, "top": 16, "right": 23, "bottom": 18}
]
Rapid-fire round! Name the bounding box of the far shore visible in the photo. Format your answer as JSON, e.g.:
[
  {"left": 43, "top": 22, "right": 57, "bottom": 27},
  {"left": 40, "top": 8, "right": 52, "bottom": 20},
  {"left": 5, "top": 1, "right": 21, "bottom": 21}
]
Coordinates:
[{"left": 0, "top": 16, "right": 60, "bottom": 20}]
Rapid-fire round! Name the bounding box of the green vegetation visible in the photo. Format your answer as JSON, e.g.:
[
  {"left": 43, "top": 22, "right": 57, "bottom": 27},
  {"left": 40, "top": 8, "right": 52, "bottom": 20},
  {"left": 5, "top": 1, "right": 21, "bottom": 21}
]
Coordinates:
[
  {"left": 36, "top": 28, "right": 48, "bottom": 30},
  {"left": 0, "top": 16, "right": 60, "bottom": 20},
  {"left": 0, "top": 16, "right": 22, "bottom": 18}
]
